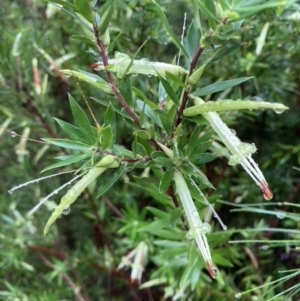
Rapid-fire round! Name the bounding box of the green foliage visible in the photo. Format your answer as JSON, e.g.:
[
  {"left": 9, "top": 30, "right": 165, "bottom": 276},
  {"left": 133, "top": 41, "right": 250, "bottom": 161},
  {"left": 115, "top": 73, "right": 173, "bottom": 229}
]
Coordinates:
[{"left": 0, "top": 0, "right": 299, "bottom": 300}]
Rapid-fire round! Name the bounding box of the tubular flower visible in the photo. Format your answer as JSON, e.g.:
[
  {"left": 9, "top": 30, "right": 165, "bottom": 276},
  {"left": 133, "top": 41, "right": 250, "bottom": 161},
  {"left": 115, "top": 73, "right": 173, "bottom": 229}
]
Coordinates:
[
  {"left": 194, "top": 98, "right": 272, "bottom": 200},
  {"left": 117, "top": 241, "right": 148, "bottom": 284},
  {"left": 174, "top": 170, "right": 216, "bottom": 278}
]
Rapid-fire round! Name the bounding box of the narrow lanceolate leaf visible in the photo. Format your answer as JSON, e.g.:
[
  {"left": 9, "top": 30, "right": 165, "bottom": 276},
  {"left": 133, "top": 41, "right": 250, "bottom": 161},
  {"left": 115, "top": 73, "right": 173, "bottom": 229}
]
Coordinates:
[
  {"left": 104, "top": 103, "right": 116, "bottom": 144},
  {"left": 54, "top": 118, "right": 85, "bottom": 142},
  {"left": 41, "top": 153, "right": 91, "bottom": 173},
  {"left": 97, "top": 163, "right": 128, "bottom": 197},
  {"left": 99, "top": 126, "right": 113, "bottom": 150},
  {"left": 158, "top": 75, "right": 179, "bottom": 106},
  {"left": 119, "top": 77, "right": 134, "bottom": 108},
  {"left": 195, "top": 0, "right": 218, "bottom": 30},
  {"left": 185, "top": 20, "right": 201, "bottom": 60},
  {"left": 60, "top": 70, "right": 112, "bottom": 94},
  {"left": 149, "top": 1, "right": 189, "bottom": 58},
  {"left": 74, "top": 0, "right": 93, "bottom": 23},
  {"left": 69, "top": 94, "right": 96, "bottom": 145},
  {"left": 44, "top": 155, "right": 119, "bottom": 234},
  {"left": 42, "top": 138, "right": 92, "bottom": 151},
  {"left": 192, "top": 77, "right": 253, "bottom": 97},
  {"left": 47, "top": 0, "right": 76, "bottom": 10},
  {"left": 184, "top": 99, "right": 289, "bottom": 116},
  {"left": 174, "top": 170, "right": 216, "bottom": 278},
  {"left": 98, "top": 3, "right": 114, "bottom": 36},
  {"left": 159, "top": 169, "right": 174, "bottom": 193}
]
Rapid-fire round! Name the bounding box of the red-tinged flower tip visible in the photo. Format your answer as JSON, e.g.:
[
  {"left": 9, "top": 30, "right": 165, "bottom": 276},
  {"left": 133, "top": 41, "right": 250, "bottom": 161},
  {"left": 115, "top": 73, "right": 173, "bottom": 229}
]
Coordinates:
[
  {"left": 258, "top": 182, "right": 273, "bottom": 200},
  {"left": 205, "top": 260, "right": 216, "bottom": 279},
  {"left": 90, "top": 62, "right": 102, "bottom": 71}
]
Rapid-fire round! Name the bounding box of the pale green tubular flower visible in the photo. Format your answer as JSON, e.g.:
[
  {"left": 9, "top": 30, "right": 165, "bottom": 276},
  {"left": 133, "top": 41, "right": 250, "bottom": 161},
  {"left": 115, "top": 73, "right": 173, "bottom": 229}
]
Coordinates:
[
  {"left": 183, "top": 99, "right": 288, "bottom": 116},
  {"left": 90, "top": 52, "right": 188, "bottom": 78},
  {"left": 190, "top": 97, "right": 273, "bottom": 200},
  {"left": 117, "top": 241, "right": 148, "bottom": 284},
  {"left": 174, "top": 170, "right": 216, "bottom": 278},
  {"left": 43, "top": 155, "right": 119, "bottom": 234}
]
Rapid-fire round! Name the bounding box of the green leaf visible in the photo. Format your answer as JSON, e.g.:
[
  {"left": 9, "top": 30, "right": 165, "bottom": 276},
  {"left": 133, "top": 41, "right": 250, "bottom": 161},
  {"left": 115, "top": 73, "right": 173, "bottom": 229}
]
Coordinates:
[
  {"left": 154, "top": 109, "right": 172, "bottom": 135},
  {"left": 159, "top": 169, "right": 173, "bottom": 193},
  {"left": 158, "top": 76, "right": 179, "bottom": 106},
  {"left": 166, "top": 101, "right": 178, "bottom": 121},
  {"left": 234, "top": 1, "right": 286, "bottom": 19},
  {"left": 133, "top": 130, "right": 151, "bottom": 140},
  {"left": 188, "top": 141, "right": 212, "bottom": 158},
  {"left": 170, "top": 207, "right": 182, "bottom": 228},
  {"left": 132, "top": 141, "right": 147, "bottom": 158},
  {"left": 98, "top": 3, "right": 114, "bottom": 36},
  {"left": 179, "top": 163, "right": 214, "bottom": 189},
  {"left": 47, "top": 0, "right": 76, "bottom": 10},
  {"left": 195, "top": 0, "right": 218, "bottom": 30},
  {"left": 136, "top": 99, "right": 162, "bottom": 127},
  {"left": 147, "top": 207, "right": 169, "bottom": 219},
  {"left": 165, "top": 71, "right": 186, "bottom": 87},
  {"left": 69, "top": 94, "right": 96, "bottom": 145},
  {"left": 197, "top": 130, "right": 214, "bottom": 143},
  {"left": 129, "top": 178, "right": 172, "bottom": 205},
  {"left": 54, "top": 118, "right": 85, "bottom": 142},
  {"left": 186, "top": 126, "right": 202, "bottom": 156},
  {"left": 74, "top": 0, "right": 93, "bottom": 23},
  {"left": 190, "top": 153, "right": 217, "bottom": 166},
  {"left": 209, "top": 43, "right": 240, "bottom": 63},
  {"left": 184, "top": 19, "right": 201, "bottom": 60},
  {"left": 119, "top": 77, "right": 133, "bottom": 108},
  {"left": 71, "top": 35, "right": 95, "bottom": 47},
  {"left": 152, "top": 229, "right": 183, "bottom": 240},
  {"left": 42, "top": 138, "right": 92, "bottom": 151},
  {"left": 114, "top": 145, "right": 135, "bottom": 159},
  {"left": 104, "top": 103, "right": 116, "bottom": 144},
  {"left": 97, "top": 163, "right": 128, "bottom": 197},
  {"left": 213, "top": 253, "right": 234, "bottom": 267},
  {"left": 137, "top": 136, "right": 152, "bottom": 156},
  {"left": 100, "top": 126, "right": 112, "bottom": 150},
  {"left": 152, "top": 151, "right": 173, "bottom": 168},
  {"left": 60, "top": 70, "right": 112, "bottom": 94},
  {"left": 138, "top": 219, "right": 170, "bottom": 232},
  {"left": 150, "top": 1, "right": 189, "bottom": 58},
  {"left": 192, "top": 77, "right": 253, "bottom": 97},
  {"left": 41, "top": 153, "right": 91, "bottom": 173},
  {"left": 133, "top": 87, "right": 157, "bottom": 110},
  {"left": 92, "top": 97, "right": 131, "bottom": 121}
]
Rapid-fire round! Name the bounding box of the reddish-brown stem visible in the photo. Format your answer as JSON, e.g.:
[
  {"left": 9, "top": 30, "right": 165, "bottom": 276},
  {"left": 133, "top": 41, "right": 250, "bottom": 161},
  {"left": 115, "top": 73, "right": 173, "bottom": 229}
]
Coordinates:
[
  {"left": 173, "top": 47, "right": 204, "bottom": 129},
  {"left": 92, "top": 24, "right": 160, "bottom": 151},
  {"left": 93, "top": 25, "right": 140, "bottom": 125},
  {"left": 103, "top": 196, "right": 124, "bottom": 218}
]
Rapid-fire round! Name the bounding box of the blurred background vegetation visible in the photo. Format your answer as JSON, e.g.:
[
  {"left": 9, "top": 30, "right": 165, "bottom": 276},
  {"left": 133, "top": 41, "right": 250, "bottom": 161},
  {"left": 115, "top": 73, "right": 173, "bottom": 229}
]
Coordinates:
[{"left": 0, "top": 0, "right": 299, "bottom": 300}]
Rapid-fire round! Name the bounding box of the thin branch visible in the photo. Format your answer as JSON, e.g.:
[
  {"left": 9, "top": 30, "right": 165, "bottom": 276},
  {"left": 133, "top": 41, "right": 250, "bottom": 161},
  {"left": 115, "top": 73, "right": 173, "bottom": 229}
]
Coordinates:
[
  {"left": 92, "top": 24, "right": 160, "bottom": 150},
  {"left": 92, "top": 24, "right": 140, "bottom": 126},
  {"left": 173, "top": 47, "right": 204, "bottom": 129},
  {"left": 35, "top": 252, "right": 87, "bottom": 301},
  {"left": 103, "top": 196, "right": 124, "bottom": 219}
]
